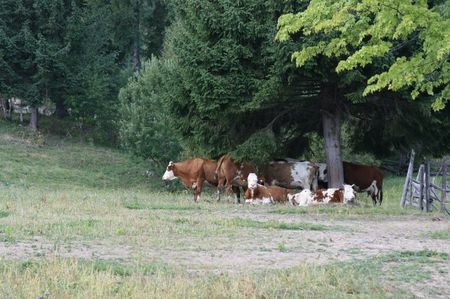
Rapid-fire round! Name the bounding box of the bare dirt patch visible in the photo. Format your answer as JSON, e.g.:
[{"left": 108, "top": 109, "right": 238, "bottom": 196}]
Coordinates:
[{"left": 1, "top": 213, "right": 448, "bottom": 272}]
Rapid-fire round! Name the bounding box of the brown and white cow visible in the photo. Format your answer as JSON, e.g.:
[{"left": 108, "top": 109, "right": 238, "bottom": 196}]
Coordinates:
[
  {"left": 215, "top": 154, "right": 257, "bottom": 203},
  {"left": 162, "top": 158, "right": 237, "bottom": 202},
  {"left": 343, "top": 161, "right": 384, "bottom": 206},
  {"left": 315, "top": 162, "right": 384, "bottom": 206},
  {"left": 260, "top": 159, "right": 318, "bottom": 191},
  {"left": 288, "top": 185, "right": 357, "bottom": 206},
  {"left": 244, "top": 173, "right": 292, "bottom": 204}
]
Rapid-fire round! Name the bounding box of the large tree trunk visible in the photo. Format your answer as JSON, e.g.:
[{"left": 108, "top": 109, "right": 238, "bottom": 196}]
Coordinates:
[
  {"left": 29, "top": 107, "right": 38, "bottom": 130},
  {"left": 322, "top": 108, "right": 344, "bottom": 188},
  {"left": 132, "top": 0, "right": 141, "bottom": 73}
]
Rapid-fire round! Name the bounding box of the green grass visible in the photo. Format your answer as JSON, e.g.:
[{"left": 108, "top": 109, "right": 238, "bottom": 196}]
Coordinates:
[
  {"left": 429, "top": 228, "right": 450, "bottom": 240},
  {"left": 1, "top": 250, "right": 447, "bottom": 298},
  {"left": 0, "top": 211, "right": 10, "bottom": 218},
  {"left": 1, "top": 121, "right": 449, "bottom": 298}
]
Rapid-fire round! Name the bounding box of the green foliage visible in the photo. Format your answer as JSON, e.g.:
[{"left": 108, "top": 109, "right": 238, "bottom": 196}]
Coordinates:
[
  {"left": 304, "top": 122, "right": 381, "bottom": 165},
  {"left": 0, "top": 0, "right": 71, "bottom": 107},
  {"left": 159, "top": 0, "right": 306, "bottom": 158},
  {"left": 277, "top": 0, "right": 450, "bottom": 110},
  {"left": 231, "top": 130, "right": 278, "bottom": 166},
  {"left": 118, "top": 58, "right": 182, "bottom": 164}
]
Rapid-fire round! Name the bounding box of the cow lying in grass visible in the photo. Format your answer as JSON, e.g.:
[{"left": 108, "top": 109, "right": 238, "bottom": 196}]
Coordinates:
[
  {"left": 288, "top": 185, "right": 357, "bottom": 206},
  {"left": 244, "top": 173, "right": 292, "bottom": 205}
]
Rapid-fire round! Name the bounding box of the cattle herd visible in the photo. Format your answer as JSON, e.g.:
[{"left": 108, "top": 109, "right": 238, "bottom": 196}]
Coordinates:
[{"left": 162, "top": 154, "right": 384, "bottom": 207}]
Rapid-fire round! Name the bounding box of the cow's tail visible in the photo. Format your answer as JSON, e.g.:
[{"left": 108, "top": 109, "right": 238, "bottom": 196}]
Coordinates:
[{"left": 379, "top": 189, "right": 383, "bottom": 205}]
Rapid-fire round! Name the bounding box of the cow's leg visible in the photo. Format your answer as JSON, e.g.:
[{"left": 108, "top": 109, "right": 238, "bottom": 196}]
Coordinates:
[
  {"left": 193, "top": 179, "right": 204, "bottom": 203},
  {"left": 217, "top": 178, "right": 226, "bottom": 201},
  {"left": 197, "top": 179, "right": 205, "bottom": 202},
  {"left": 370, "top": 192, "right": 377, "bottom": 206},
  {"left": 232, "top": 186, "right": 240, "bottom": 204}
]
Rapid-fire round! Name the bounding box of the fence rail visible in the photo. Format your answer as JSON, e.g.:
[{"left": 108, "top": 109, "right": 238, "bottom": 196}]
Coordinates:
[{"left": 400, "top": 150, "right": 449, "bottom": 214}]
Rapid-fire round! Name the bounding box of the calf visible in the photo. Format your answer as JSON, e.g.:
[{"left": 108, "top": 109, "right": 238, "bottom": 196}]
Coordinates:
[
  {"left": 288, "top": 185, "right": 357, "bottom": 206},
  {"left": 261, "top": 159, "right": 318, "bottom": 191},
  {"left": 244, "top": 173, "right": 292, "bottom": 204}
]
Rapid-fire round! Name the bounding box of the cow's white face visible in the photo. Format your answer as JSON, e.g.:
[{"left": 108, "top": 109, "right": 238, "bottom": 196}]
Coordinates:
[
  {"left": 162, "top": 161, "right": 177, "bottom": 181},
  {"left": 343, "top": 184, "right": 357, "bottom": 203},
  {"left": 247, "top": 173, "right": 258, "bottom": 189}
]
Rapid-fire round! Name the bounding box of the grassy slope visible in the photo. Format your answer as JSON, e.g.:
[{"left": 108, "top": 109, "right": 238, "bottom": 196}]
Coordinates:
[{"left": 0, "top": 121, "right": 448, "bottom": 298}]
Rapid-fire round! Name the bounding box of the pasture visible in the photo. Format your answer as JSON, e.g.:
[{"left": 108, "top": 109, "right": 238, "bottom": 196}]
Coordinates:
[{"left": 0, "top": 123, "right": 449, "bottom": 298}]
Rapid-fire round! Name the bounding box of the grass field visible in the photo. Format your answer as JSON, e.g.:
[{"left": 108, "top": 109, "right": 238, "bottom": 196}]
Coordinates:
[{"left": 0, "top": 120, "right": 449, "bottom": 298}]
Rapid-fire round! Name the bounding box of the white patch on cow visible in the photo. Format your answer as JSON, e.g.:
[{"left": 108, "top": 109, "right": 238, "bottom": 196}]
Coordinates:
[
  {"left": 191, "top": 182, "right": 197, "bottom": 189},
  {"left": 291, "top": 162, "right": 313, "bottom": 189},
  {"left": 343, "top": 184, "right": 356, "bottom": 203},
  {"left": 162, "top": 169, "right": 176, "bottom": 180},
  {"left": 247, "top": 173, "right": 258, "bottom": 189},
  {"left": 361, "top": 180, "right": 378, "bottom": 198},
  {"left": 261, "top": 197, "right": 273, "bottom": 205},
  {"left": 288, "top": 193, "right": 295, "bottom": 205},
  {"left": 290, "top": 189, "right": 313, "bottom": 206},
  {"left": 247, "top": 197, "right": 273, "bottom": 205}
]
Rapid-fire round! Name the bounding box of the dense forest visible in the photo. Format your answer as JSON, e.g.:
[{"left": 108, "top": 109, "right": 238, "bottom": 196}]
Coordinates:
[{"left": 1, "top": 0, "right": 449, "bottom": 185}]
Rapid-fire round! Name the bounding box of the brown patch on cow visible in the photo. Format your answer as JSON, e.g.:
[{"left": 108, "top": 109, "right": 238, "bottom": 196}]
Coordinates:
[
  {"left": 261, "top": 162, "right": 294, "bottom": 188},
  {"left": 267, "top": 185, "right": 292, "bottom": 203},
  {"left": 312, "top": 189, "right": 344, "bottom": 204},
  {"left": 245, "top": 185, "right": 292, "bottom": 204},
  {"left": 244, "top": 185, "right": 272, "bottom": 202},
  {"left": 216, "top": 155, "right": 256, "bottom": 194}
]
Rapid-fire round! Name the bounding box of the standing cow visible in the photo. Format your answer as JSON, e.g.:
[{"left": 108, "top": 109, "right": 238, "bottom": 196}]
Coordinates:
[
  {"left": 162, "top": 158, "right": 240, "bottom": 202},
  {"left": 343, "top": 161, "right": 383, "bottom": 206},
  {"left": 317, "top": 161, "right": 384, "bottom": 206},
  {"left": 215, "top": 154, "right": 257, "bottom": 203},
  {"left": 260, "top": 159, "right": 319, "bottom": 191}
]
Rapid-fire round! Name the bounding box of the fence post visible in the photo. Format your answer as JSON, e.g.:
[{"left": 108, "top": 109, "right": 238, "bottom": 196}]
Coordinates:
[
  {"left": 441, "top": 159, "right": 447, "bottom": 213},
  {"left": 418, "top": 164, "right": 424, "bottom": 210},
  {"left": 425, "top": 160, "right": 431, "bottom": 212},
  {"left": 401, "top": 150, "right": 415, "bottom": 208}
]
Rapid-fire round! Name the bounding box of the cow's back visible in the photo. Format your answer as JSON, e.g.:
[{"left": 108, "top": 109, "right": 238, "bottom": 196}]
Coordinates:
[
  {"left": 267, "top": 185, "right": 291, "bottom": 203},
  {"left": 262, "top": 160, "right": 317, "bottom": 190},
  {"left": 343, "top": 162, "right": 384, "bottom": 189}
]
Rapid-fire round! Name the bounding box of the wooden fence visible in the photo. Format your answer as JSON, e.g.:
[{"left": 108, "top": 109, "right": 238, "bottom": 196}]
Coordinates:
[{"left": 400, "top": 150, "right": 449, "bottom": 214}]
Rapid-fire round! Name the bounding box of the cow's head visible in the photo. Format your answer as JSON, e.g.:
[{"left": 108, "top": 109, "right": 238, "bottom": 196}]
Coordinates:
[
  {"left": 247, "top": 173, "right": 258, "bottom": 189},
  {"left": 162, "top": 161, "right": 177, "bottom": 181},
  {"left": 343, "top": 184, "right": 357, "bottom": 203},
  {"left": 318, "top": 163, "right": 328, "bottom": 182}
]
